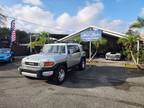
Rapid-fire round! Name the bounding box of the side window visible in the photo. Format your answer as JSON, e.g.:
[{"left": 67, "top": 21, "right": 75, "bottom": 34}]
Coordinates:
[
  {"left": 74, "top": 45, "right": 80, "bottom": 53},
  {"left": 68, "top": 45, "right": 75, "bottom": 54},
  {"left": 58, "top": 46, "right": 65, "bottom": 53},
  {"left": 68, "top": 45, "right": 80, "bottom": 54}
]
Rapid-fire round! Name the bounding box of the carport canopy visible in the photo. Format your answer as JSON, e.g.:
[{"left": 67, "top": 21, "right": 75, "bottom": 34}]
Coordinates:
[{"left": 57, "top": 26, "right": 126, "bottom": 42}]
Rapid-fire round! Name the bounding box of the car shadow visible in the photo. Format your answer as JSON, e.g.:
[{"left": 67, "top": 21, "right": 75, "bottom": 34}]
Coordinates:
[
  {"left": 0, "top": 76, "right": 23, "bottom": 79},
  {"left": 47, "top": 65, "right": 144, "bottom": 90}
]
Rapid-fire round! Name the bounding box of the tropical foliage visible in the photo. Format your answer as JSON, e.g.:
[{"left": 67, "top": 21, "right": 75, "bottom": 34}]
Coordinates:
[
  {"left": 29, "top": 32, "right": 49, "bottom": 52},
  {"left": 130, "top": 17, "right": 144, "bottom": 29},
  {"left": 119, "top": 17, "right": 144, "bottom": 64},
  {"left": 118, "top": 35, "right": 139, "bottom": 64},
  {"left": 0, "top": 27, "right": 29, "bottom": 43},
  {"left": 139, "top": 47, "right": 144, "bottom": 64},
  {"left": 73, "top": 35, "right": 82, "bottom": 44},
  {"left": 0, "top": 8, "right": 7, "bottom": 27},
  {"left": 91, "top": 37, "right": 107, "bottom": 60},
  {"left": 130, "top": 17, "right": 144, "bottom": 64}
]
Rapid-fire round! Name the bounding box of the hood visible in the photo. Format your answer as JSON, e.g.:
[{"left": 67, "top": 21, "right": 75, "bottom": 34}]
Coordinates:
[
  {"left": 0, "top": 53, "right": 10, "bottom": 57},
  {"left": 23, "top": 53, "right": 66, "bottom": 62}
]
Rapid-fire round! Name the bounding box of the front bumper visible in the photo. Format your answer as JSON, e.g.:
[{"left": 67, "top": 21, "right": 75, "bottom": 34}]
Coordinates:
[
  {"left": 18, "top": 66, "right": 54, "bottom": 78},
  {"left": 0, "top": 57, "right": 11, "bottom": 62}
]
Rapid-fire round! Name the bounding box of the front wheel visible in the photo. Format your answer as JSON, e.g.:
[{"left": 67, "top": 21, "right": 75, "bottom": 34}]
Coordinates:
[
  {"left": 8, "top": 57, "right": 13, "bottom": 63},
  {"left": 79, "top": 58, "right": 86, "bottom": 70},
  {"left": 53, "top": 66, "right": 66, "bottom": 85}
]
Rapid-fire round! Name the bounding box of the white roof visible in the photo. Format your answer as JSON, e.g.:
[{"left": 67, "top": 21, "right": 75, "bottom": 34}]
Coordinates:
[
  {"left": 45, "top": 43, "right": 80, "bottom": 46},
  {"left": 58, "top": 26, "right": 126, "bottom": 42}
]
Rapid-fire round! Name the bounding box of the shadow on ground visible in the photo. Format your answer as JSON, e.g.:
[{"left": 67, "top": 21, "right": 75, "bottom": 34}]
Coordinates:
[
  {"left": 1, "top": 60, "right": 144, "bottom": 90},
  {"left": 51, "top": 65, "right": 144, "bottom": 90}
]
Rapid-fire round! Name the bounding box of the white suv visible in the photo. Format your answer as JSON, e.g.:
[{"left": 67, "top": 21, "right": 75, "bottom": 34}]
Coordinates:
[{"left": 18, "top": 43, "right": 86, "bottom": 84}]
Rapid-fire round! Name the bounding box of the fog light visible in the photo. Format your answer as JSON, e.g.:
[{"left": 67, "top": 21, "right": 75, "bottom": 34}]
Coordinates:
[{"left": 42, "top": 71, "right": 53, "bottom": 76}]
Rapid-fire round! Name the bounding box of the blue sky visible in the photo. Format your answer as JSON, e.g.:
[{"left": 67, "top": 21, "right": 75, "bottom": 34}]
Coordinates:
[{"left": 1, "top": 0, "right": 144, "bottom": 33}]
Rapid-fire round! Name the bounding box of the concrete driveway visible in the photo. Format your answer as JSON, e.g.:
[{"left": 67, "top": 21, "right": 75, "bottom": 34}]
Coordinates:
[{"left": 0, "top": 60, "right": 144, "bottom": 108}]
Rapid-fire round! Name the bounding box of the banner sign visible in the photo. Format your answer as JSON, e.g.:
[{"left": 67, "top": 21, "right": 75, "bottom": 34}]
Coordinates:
[
  {"left": 80, "top": 29, "right": 102, "bottom": 41},
  {"left": 11, "top": 19, "right": 16, "bottom": 42}
]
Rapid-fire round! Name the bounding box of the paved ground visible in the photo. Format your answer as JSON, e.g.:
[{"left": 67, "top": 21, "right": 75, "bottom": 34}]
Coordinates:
[{"left": 0, "top": 60, "right": 144, "bottom": 108}]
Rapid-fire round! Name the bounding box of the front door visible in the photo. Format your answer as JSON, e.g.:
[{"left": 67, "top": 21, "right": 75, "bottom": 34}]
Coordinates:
[{"left": 67, "top": 45, "right": 81, "bottom": 68}]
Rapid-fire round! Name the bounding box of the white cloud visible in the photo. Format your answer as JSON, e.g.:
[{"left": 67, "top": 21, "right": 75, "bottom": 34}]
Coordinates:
[
  {"left": 77, "top": 2, "right": 103, "bottom": 22},
  {"left": 5, "top": 1, "right": 127, "bottom": 34},
  {"left": 23, "top": 0, "right": 42, "bottom": 6},
  {"left": 139, "top": 8, "right": 144, "bottom": 17},
  {"left": 56, "top": 2, "right": 104, "bottom": 32},
  {"left": 98, "top": 19, "right": 127, "bottom": 32},
  {"left": 7, "top": 4, "right": 58, "bottom": 33}
]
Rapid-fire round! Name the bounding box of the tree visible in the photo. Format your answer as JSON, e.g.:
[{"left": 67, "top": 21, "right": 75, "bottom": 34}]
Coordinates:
[
  {"left": 91, "top": 37, "right": 107, "bottom": 60},
  {"left": 16, "top": 30, "right": 29, "bottom": 44},
  {"left": 130, "top": 17, "right": 144, "bottom": 29},
  {"left": 0, "top": 8, "right": 7, "bottom": 27},
  {"left": 0, "top": 27, "right": 10, "bottom": 39},
  {"left": 129, "top": 17, "right": 144, "bottom": 65},
  {"left": 29, "top": 32, "right": 49, "bottom": 53},
  {"left": 118, "top": 35, "right": 139, "bottom": 64},
  {"left": 0, "top": 28, "right": 29, "bottom": 43},
  {"left": 73, "top": 35, "right": 82, "bottom": 44}
]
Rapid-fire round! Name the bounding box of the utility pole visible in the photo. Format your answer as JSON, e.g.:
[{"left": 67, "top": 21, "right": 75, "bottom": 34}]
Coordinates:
[
  {"left": 29, "top": 33, "right": 32, "bottom": 54},
  {"left": 89, "top": 41, "right": 91, "bottom": 60},
  {"left": 137, "top": 40, "right": 140, "bottom": 64}
]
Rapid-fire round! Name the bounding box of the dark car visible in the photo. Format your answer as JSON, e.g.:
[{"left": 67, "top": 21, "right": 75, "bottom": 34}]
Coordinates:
[{"left": 0, "top": 48, "right": 14, "bottom": 62}]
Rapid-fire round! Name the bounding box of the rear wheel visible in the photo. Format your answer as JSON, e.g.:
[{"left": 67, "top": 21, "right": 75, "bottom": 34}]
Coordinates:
[
  {"left": 53, "top": 66, "right": 66, "bottom": 85},
  {"left": 79, "top": 58, "right": 86, "bottom": 70}
]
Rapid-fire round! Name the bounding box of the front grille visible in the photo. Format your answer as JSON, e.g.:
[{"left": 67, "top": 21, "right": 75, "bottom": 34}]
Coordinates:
[{"left": 25, "top": 62, "right": 39, "bottom": 66}]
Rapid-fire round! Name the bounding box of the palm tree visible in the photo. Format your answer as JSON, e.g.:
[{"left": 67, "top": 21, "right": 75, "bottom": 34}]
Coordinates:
[
  {"left": 129, "top": 17, "right": 144, "bottom": 64},
  {"left": 91, "top": 37, "right": 107, "bottom": 60},
  {"left": 118, "top": 35, "right": 139, "bottom": 64},
  {"left": 130, "top": 17, "right": 144, "bottom": 29},
  {"left": 29, "top": 32, "right": 49, "bottom": 53},
  {"left": 73, "top": 35, "right": 82, "bottom": 44},
  {"left": 0, "top": 8, "right": 7, "bottom": 27}
]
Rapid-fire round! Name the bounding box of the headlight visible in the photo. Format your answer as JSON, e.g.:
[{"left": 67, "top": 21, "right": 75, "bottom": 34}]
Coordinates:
[
  {"left": 21, "top": 59, "right": 25, "bottom": 65},
  {"left": 43, "top": 61, "right": 55, "bottom": 68}
]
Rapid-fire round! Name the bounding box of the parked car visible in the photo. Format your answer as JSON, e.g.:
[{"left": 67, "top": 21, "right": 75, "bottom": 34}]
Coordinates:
[
  {"left": 0, "top": 48, "right": 14, "bottom": 62},
  {"left": 105, "top": 52, "right": 121, "bottom": 60},
  {"left": 18, "top": 43, "right": 86, "bottom": 84}
]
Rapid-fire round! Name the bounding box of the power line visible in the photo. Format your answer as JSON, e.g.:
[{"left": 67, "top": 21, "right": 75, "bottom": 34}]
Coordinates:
[
  {"left": 5, "top": 15, "right": 54, "bottom": 28},
  {"left": 0, "top": 7, "right": 55, "bottom": 29},
  {"left": 0, "top": 7, "right": 67, "bottom": 32}
]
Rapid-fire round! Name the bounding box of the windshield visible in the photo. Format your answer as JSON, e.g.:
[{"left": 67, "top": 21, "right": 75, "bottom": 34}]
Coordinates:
[
  {"left": 41, "top": 45, "right": 65, "bottom": 54},
  {"left": 0, "top": 49, "right": 11, "bottom": 54}
]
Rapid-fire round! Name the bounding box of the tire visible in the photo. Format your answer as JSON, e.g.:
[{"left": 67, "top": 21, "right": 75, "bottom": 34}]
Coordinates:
[
  {"left": 79, "top": 58, "right": 86, "bottom": 70},
  {"left": 8, "top": 57, "right": 13, "bottom": 63},
  {"left": 53, "top": 66, "right": 66, "bottom": 85}
]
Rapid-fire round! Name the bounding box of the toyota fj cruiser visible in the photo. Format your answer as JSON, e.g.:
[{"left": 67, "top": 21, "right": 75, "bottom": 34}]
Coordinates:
[{"left": 18, "top": 43, "right": 86, "bottom": 84}]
